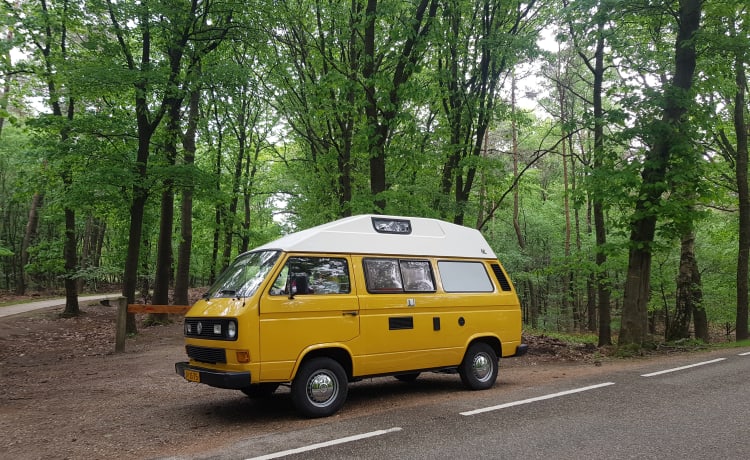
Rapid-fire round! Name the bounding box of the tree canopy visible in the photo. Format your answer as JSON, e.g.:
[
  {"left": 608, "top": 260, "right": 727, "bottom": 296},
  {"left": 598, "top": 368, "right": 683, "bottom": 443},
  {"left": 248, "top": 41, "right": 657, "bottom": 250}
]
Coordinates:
[{"left": 1, "top": 0, "right": 748, "bottom": 346}]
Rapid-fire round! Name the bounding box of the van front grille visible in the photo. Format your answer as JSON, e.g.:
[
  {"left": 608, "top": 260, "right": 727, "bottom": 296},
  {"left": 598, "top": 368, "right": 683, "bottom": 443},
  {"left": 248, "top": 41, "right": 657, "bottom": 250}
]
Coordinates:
[{"left": 186, "top": 345, "right": 226, "bottom": 364}]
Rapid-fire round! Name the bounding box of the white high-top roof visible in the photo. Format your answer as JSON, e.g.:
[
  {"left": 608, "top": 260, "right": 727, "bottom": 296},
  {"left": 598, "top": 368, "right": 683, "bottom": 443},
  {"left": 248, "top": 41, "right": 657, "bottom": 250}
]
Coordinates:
[{"left": 253, "top": 214, "right": 497, "bottom": 259}]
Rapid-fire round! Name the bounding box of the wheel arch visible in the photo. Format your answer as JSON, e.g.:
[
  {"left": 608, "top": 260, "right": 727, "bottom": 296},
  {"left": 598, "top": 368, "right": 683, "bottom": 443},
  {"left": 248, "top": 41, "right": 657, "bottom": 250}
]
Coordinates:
[
  {"left": 294, "top": 345, "right": 354, "bottom": 380},
  {"left": 466, "top": 335, "right": 502, "bottom": 360}
]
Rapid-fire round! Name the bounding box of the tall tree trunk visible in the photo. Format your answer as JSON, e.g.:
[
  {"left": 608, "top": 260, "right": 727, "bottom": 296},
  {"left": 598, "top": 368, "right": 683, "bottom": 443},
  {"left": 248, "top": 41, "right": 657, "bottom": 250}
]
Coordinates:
[
  {"left": 209, "top": 104, "right": 224, "bottom": 283},
  {"left": 174, "top": 87, "right": 200, "bottom": 306},
  {"left": 733, "top": 27, "right": 749, "bottom": 341},
  {"left": 566, "top": 0, "right": 611, "bottom": 345},
  {"left": 590, "top": 14, "right": 612, "bottom": 346},
  {"left": 152, "top": 96, "right": 182, "bottom": 313},
  {"left": 362, "top": 0, "right": 385, "bottom": 212},
  {"left": 558, "top": 68, "right": 572, "bottom": 330},
  {"left": 619, "top": 0, "right": 701, "bottom": 346},
  {"left": 510, "top": 84, "right": 537, "bottom": 328},
  {"left": 111, "top": 0, "right": 167, "bottom": 334},
  {"left": 362, "top": 0, "right": 437, "bottom": 213}
]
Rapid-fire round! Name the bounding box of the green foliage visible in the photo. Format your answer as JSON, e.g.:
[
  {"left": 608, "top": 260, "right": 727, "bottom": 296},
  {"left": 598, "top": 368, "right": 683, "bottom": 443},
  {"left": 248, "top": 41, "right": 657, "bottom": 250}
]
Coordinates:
[{"left": 0, "top": 0, "right": 746, "bottom": 347}]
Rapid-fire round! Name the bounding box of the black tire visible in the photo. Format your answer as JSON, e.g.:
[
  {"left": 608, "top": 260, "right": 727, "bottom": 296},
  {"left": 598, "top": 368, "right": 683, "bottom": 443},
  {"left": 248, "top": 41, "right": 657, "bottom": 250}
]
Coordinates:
[
  {"left": 240, "top": 383, "right": 279, "bottom": 398},
  {"left": 291, "top": 357, "right": 348, "bottom": 418},
  {"left": 459, "top": 342, "right": 498, "bottom": 390},
  {"left": 394, "top": 372, "right": 421, "bottom": 383}
]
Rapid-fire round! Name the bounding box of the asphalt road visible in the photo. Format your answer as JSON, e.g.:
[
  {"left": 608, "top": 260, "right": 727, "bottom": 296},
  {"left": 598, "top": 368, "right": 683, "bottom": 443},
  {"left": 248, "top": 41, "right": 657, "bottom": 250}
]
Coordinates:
[{"left": 174, "top": 350, "right": 750, "bottom": 460}]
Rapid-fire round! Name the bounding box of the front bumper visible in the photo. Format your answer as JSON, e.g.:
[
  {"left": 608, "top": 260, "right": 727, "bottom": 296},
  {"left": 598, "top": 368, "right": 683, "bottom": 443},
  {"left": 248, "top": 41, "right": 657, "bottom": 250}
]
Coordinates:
[{"left": 175, "top": 361, "right": 251, "bottom": 389}]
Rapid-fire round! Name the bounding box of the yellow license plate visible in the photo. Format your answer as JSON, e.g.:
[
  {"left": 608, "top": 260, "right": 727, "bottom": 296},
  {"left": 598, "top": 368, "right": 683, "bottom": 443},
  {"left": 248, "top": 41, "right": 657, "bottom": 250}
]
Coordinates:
[{"left": 184, "top": 369, "right": 200, "bottom": 383}]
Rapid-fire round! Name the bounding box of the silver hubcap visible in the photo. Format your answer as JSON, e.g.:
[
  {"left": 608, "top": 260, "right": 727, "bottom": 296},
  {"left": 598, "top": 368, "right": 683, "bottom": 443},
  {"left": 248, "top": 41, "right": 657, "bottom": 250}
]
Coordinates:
[
  {"left": 472, "top": 352, "right": 493, "bottom": 382},
  {"left": 307, "top": 371, "right": 337, "bottom": 406}
]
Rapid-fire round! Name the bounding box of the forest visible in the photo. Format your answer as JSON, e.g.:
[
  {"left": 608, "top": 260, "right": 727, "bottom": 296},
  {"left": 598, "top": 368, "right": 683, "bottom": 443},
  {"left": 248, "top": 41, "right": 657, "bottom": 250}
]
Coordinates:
[{"left": 0, "top": 0, "right": 747, "bottom": 348}]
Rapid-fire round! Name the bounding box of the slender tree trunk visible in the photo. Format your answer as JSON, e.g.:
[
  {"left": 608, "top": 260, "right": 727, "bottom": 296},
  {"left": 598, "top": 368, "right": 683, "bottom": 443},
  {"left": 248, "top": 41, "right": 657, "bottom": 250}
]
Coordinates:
[
  {"left": 733, "top": 30, "right": 749, "bottom": 341},
  {"left": 209, "top": 108, "right": 224, "bottom": 283},
  {"left": 558, "top": 70, "right": 572, "bottom": 330},
  {"left": 174, "top": 87, "right": 200, "bottom": 306},
  {"left": 362, "top": 0, "right": 437, "bottom": 213},
  {"left": 590, "top": 5, "right": 611, "bottom": 346},
  {"left": 362, "top": 0, "right": 387, "bottom": 212},
  {"left": 112, "top": 0, "right": 167, "bottom": 334},
  {"left": 620, "top": 0, "right": 701, "bottom": 346},
  {"left": 152, "top": 97, "right": 182, "bottom": 313},
  {"left": 511, "top": 89, "right": 537, "bottom": 328}
]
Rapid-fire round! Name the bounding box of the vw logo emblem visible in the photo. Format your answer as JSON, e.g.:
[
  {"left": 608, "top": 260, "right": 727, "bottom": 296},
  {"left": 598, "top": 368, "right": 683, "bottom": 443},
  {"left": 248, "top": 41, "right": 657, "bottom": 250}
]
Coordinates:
[{"left": 197, "top": 322, "right": 203, "bottom": 334}]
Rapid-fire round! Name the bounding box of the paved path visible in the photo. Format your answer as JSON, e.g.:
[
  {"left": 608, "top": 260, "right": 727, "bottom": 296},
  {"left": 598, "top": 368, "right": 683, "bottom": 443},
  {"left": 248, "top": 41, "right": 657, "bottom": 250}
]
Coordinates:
[{"left": 0, "top": 294, "right": 122, "bottom": 319}]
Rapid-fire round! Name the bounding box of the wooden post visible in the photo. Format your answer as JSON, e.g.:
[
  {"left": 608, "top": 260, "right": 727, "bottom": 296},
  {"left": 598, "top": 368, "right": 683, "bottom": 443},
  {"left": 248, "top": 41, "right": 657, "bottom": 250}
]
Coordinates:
[{"left": 115, "top": 296, "right": 128, "bottom": 353}]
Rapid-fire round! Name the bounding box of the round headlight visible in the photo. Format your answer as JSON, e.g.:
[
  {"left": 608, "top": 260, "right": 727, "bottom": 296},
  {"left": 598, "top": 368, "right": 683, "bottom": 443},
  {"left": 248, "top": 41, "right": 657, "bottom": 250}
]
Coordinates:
[{"left": 227, "top": 321, "right": 237, "bottom": 339}]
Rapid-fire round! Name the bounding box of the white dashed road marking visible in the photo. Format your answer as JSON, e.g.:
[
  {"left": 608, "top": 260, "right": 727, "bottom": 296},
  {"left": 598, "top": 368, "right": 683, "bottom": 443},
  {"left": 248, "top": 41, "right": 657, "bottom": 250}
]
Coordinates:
[
  {"left": 245, "top": 427, "right": 403, "bottom": 460},
  {"left": 460, "top": 382, "right": 616, "bottom": 416},
  {"left": 640, "top": 358, "right": 727, "bottom": 377}
]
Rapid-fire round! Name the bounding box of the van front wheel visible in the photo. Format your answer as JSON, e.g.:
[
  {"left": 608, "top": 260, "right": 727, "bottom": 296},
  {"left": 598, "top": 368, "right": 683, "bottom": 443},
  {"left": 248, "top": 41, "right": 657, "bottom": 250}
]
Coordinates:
[
  {"left": 459, "top": 342, "right": 498, "bottom": 390},
  {"left": 291, "top": 357, "right": 348, "bottom": 418}
]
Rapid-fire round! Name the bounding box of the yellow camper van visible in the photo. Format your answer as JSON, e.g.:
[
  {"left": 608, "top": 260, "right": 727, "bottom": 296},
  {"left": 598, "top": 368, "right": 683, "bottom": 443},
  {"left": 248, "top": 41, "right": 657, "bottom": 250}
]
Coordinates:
[{"left": 175, "top": 215, "right": 527, "bottom": 417}]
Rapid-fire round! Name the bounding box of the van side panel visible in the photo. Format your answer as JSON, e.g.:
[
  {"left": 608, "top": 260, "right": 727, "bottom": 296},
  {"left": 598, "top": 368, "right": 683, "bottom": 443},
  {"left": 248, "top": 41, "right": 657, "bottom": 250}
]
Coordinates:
[
  {"left": 355, "top": 293, "right": 464, "bottom": 375},
  {"left": 351, "top": 257, "right": 522, "bottom": 376}
]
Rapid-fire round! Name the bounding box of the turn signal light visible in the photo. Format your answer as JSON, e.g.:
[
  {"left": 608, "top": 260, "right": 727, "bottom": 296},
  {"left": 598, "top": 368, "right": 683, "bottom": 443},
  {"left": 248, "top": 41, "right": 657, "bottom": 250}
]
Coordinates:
[{"left": 236, "top": 351, "right": 250, "bottom": 363}]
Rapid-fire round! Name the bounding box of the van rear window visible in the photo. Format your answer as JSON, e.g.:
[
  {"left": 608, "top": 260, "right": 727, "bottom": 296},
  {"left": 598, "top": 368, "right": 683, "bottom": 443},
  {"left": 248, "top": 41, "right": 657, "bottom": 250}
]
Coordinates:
[
  {"left": 363, "top": 258, "right": 435, "bottom": 293},
  {"left": 437, "top": 261, "right": 494, "bottom": 292}
]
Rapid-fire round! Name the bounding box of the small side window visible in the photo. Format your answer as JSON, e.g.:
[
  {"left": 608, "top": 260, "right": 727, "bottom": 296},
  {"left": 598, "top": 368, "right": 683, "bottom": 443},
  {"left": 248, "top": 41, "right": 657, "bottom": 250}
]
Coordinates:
[
  {"left": 438, "top": 261, "right": 494, "bottom": 293},
  {"left": 363, "top": 258, "right": 435, "bottom": 293},
  {"left": 399, "top": 260, "right": 435, "bottom": 292},
  {"left": 269, "top": 257, "right": 350, "bottom": 296},
  {"left": 364, "top": 259, "right": 403, "bottom": 293}
]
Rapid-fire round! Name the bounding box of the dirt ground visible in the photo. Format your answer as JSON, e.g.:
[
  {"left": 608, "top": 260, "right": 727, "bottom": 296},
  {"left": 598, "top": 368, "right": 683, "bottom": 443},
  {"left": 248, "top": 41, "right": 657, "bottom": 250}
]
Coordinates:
[{"left": 0, "top": 294, "right": 721, "bottom": 460}]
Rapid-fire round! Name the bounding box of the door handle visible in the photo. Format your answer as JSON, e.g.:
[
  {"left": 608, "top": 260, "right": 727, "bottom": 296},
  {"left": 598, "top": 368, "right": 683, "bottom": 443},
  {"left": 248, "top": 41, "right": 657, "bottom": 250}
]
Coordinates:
[{"left": 343, "top": 311, "right": 358, "bottom": 317}]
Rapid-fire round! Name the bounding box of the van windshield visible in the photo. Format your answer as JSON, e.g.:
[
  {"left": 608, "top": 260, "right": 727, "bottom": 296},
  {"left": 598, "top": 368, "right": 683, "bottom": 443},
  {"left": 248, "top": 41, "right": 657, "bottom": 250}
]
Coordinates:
[{"left": 204, "top": 250, "right": 281, "bottom": 299}]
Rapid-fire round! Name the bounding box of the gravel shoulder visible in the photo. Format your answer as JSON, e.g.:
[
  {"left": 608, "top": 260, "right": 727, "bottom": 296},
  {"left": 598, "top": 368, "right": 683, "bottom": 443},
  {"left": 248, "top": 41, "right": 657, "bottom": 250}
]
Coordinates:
[{"left": 0, "top": 297, "right": 725, "bottom": 460}]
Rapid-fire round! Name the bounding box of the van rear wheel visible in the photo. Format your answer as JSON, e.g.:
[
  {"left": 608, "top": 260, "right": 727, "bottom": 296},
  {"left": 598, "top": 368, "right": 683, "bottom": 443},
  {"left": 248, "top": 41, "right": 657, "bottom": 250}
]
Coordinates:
[
  {"left": 459, "top": 342, "right": 498, "bottom": 390},
  {"left": 291, "top": 357, "right": 348, "bottom": 418}
]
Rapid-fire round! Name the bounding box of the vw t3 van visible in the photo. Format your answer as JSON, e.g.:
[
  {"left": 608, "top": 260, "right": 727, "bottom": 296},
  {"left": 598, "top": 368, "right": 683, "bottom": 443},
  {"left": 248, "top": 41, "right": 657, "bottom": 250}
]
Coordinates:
[{"left": 176, "top": 215, "right": 527, "bottom": 417}]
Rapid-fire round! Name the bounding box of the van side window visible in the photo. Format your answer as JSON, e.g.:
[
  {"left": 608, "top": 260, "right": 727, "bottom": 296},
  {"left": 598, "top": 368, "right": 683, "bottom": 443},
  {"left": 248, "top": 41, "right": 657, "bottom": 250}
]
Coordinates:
[
  {"left": 269, "top": 257, "right": 351, "bottom": 295},
  {"left": 363, "top": 258, "right": 435, "bottom": 293},
  {"left": 437, "top": 261, "right": 494, "bottom": 292},
  {"left": 399, "top": 260, "right": 435, "bottom": 292}
]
